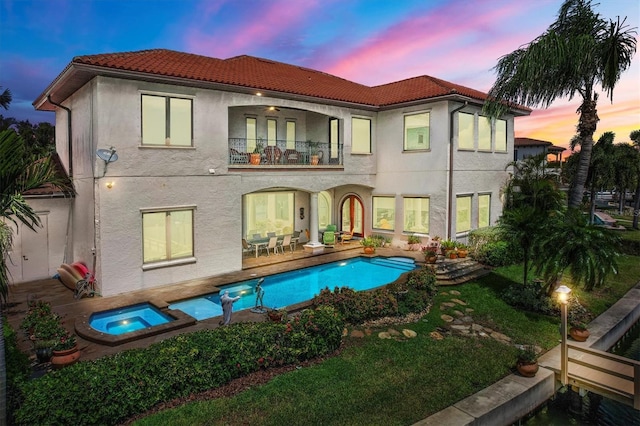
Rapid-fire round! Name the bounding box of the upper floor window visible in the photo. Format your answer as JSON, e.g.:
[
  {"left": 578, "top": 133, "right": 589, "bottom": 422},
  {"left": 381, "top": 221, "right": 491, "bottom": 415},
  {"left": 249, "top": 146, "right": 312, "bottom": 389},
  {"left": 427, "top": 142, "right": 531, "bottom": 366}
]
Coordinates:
[
  {"left": 478, "top": 194, "right": 491, "bottom": 228},
  {"left": 246, "top": 117, "right": 257, "bottom": 152},
  {"left": 352, "top": 117, "right": 371, "bottom": 154},
  {"left": 267, "top": 119, "right": 277, "bottom": 146},
  {"left": 373, "top": 196, "right": 395, "bottom": 231},
  {"left": 142, "top": 208, "right": 194, "bottom": 264},
  {"left": 141, "top": 94, "right": 192, "bottom": 146},
  {"left": 403, "top": 197, "right": 429, "bottom": 234},
  {"left": 286, "top": 121, "right": 296, "bottom": 150},
  {"left": 478, "top": 116, "right": 492, "bottom": 151},
  {"left": 495, "top": 119, "right": 507, "bottom": 152},
  {"left": 404, "top": 112, "right": 430, "bottom": 150},
  {"left": 330, "top": 118, "right": 339, "bottom": 160},
  {"left": 458, "top": 112, "right": 475, "bottom": 150}
]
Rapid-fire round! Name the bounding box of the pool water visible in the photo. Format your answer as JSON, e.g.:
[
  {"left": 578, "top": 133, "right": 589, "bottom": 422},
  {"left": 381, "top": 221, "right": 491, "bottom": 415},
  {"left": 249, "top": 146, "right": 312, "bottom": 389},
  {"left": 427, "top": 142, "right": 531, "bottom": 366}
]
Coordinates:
[
  {"left": 169, "top": 256, "right": 417, "bottom": 321},
  {"left": 89, "top": 303, "right": 174, "bottom": 335}
]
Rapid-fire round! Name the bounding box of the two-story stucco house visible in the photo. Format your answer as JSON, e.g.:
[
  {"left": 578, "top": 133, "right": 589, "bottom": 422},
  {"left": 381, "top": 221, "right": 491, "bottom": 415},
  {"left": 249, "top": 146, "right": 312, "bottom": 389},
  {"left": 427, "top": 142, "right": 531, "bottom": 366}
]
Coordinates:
[{"left": 29, "top": 49, "right": 529, "bottom": 296}]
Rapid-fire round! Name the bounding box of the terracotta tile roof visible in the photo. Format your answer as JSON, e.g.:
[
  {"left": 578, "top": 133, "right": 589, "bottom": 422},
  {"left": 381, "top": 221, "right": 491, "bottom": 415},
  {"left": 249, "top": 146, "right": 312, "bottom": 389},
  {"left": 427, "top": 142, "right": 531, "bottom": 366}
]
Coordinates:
[
  {"left": 37, "top": 49, "right": 531, "bottom": 113},
  {"left": 514, "top": 137, "right": 553, "bottom": 147}
]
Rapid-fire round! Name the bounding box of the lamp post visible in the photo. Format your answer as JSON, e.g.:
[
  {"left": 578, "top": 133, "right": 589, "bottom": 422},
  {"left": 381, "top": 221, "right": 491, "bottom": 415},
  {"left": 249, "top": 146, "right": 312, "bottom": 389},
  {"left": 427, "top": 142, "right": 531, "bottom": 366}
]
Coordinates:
[{"left": 555, "top": 285, "right": 571, "bottom": 386}]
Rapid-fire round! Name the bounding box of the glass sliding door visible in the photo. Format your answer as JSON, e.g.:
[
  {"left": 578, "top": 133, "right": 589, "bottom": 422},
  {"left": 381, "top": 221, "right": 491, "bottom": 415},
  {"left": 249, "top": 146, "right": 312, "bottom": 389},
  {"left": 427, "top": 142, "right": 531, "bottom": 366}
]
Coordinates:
[{"left": 341, "top": 195, "right": 363, "bottom": 237}]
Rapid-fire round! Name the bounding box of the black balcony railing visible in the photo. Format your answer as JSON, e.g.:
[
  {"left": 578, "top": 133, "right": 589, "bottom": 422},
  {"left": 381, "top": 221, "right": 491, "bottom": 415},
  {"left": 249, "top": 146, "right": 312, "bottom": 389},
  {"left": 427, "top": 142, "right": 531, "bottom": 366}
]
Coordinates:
[{"left": 228, "top": 138, "right": 342, "bottom": 166}]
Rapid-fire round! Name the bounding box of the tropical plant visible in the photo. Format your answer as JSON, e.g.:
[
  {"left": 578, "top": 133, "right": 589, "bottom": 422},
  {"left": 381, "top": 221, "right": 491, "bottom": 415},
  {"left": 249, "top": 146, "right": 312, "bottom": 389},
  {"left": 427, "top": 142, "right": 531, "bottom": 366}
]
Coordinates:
[
  {"left": 407, "top": 234, "right": 421, "bottom": 245},
  {"left": 253, "top": 138, "right": 264, "bottom": 154},
  {"left": 534, "top": 209, "right": 620, "bottom": 294},
  {"left": 360, "top": 236, "right": 376, "bottom": 248},
  {"left": 612, "top": 141, "right": 640, "bottom": 215},
  {"left": 484, "top": 0, "right": 637, "bottom": 210},
  {"left": 439, "top": 239, "right": 457, "bottom": 251},
  {"left": 517, "top": 345, "right": 538, "bottom": 364},
  {"left": 631, "top": 129, "right": 640, "bottom": 230}
]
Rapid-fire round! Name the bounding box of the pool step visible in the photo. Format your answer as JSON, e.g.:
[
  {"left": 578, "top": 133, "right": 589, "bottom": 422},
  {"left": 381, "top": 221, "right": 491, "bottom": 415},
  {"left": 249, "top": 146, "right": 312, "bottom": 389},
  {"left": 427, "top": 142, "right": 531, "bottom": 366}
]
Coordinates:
[{"left": 370, "top": 257, "right": 418, "bottom": 272}]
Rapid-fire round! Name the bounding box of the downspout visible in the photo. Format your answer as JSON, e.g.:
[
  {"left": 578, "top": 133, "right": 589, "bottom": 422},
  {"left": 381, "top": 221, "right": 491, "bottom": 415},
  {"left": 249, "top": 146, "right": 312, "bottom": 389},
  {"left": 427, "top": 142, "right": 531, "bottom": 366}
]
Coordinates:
[
  {"left": 47, "top": 95, "right": 72, "bottom": 178},
  {"left": 447, "top": 101, "right": 468, "bottom": 240}
]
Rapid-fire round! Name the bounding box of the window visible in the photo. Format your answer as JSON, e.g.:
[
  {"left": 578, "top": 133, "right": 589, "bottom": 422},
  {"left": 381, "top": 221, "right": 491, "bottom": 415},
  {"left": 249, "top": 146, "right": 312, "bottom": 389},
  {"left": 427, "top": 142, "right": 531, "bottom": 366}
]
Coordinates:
[
  {"left": 286, "top": 121, "right": 296, "bottom": 149},
  {"left": 404, "top": 112, "right": 430, "bottom": 150},
  {"left": 373, "top": 196, "right": 395, "bottom": 230},
  {"left": 458, "top": 112, "right": 474, "bottom": 150},
  {"left": 141, "top": 95, "right": 192, "bottom": 146},
  {"left": 318, "top": 191, "right": 332, "bottom": 229},
  {"left": 143, "top": 209, "right": 194, "bottom": 263},
  {"left": 330, "top": 118, "right": 339, "bottom": 160},
  {"left": 456, "top": 195, "right": 472, "bottom": 234},
  {"left": 244, "top": 192, "right": 294, "bottom": 237},
  {"left": 495, "top": 119, "right": 507, "bottom": 152},
  {"left": 267, "top": 119, "right": 277, "bottom": 146},
  {"left": 403, "top": 197, "right": 429, "bottom": 233},
  {"left": 478, "top": 194, "right": 490, "bottom": 228},
  {"left": 352, "top": 117, "right": 371, "bottom": 154},
  {"left": 478, "top": 116, "right": 492, "bottom": 150},
  {"left": 246, "top": 117, "right": 257, "bottom": 153}
]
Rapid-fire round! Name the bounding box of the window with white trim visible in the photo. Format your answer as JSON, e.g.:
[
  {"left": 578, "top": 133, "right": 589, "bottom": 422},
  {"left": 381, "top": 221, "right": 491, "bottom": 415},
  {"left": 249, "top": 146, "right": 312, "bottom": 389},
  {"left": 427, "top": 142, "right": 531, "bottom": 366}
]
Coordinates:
[
  {"left": 456, "top": 195, "right": 472, "bottom": 234},
  {"left": 286, "top": 121, "right": 296, "bottom": 149},
  {"left": 458, "top": 112, "right": 475, "bottom": 150},
  {"left": 141, "top": 94, "right": 192, "bottom": 146},
  {"left": 404, "top": 112, "right": 430, "bottom": 150},
  {"left": 495, "top": 119, "right": 507, "bottom": 152},
  {"left": 143, "top": 208, "right": 194, "bottom": 263},
  {"left": 478, "top": 194, "right": 491, "bottom": 228},
  {"left": 246, "top": 117, "right": 257, "bottom": 153},
  {"left": 478, "top": 116, "right": 492, "bottom": 151},
  {"left": 267, "top": 119, "right": 277, "bottom": 146},
  {"left": 352, "top": 117, "right": 371, "bottom": 154},
  {"left": 373, "top": 196, "right": 395, "bottom": 230},
  {"left": 403, "top": 197, "right": 429, "bottom": 234}
]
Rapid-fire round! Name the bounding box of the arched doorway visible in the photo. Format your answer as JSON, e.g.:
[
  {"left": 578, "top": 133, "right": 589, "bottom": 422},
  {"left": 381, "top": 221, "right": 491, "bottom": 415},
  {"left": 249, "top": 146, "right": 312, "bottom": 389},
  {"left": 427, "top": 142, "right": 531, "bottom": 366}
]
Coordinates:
[{"left": 340, "top": 195, "right": 364, "bottom": 237}]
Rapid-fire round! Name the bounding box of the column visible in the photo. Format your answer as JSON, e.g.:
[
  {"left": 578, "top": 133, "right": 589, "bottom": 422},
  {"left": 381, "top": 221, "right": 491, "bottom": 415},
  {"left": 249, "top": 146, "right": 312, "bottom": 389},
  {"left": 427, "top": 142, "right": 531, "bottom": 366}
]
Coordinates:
[{"left": 304, "top": 192, "right": 325, "bottom": 253}]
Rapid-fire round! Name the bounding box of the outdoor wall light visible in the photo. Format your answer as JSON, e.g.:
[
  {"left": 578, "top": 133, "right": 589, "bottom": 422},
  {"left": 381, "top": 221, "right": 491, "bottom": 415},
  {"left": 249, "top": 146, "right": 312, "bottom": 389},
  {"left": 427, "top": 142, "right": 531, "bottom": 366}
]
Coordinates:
[
  {"left": 299, "top": 207, "right": 305, "bottom": 219},
  {"left": 106, "top": 181, "right": 115, "bottom": 189}
]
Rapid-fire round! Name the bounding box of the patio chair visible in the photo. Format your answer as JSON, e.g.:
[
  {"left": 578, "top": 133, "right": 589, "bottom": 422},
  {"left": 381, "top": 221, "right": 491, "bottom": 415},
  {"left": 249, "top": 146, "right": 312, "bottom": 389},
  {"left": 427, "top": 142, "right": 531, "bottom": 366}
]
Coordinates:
[
  {"left": 267, "top": 232, "right": 276, "bottom": 237},
  {"left": 323, "top": 231, "right": 336, "bottom": 248},
  {"left": 253, "top": 233, "right": 262, "bottom": 240},
  {"left": 284, "top": 149, "right": 299, "bottom": 164},
  {"left": 262, "top": 236, "right": 279, "bottom": 256},
  {"left": 264, "top": 146, "right": 282, "bottom": 164},
  {"left": 326, "top": 224, "right": 337, "bottom": 232},
  {"left": 278, "top": 234, "right": 293, "bottom": 254},
  {"left": 340, "top": 231, "right": 353, "bottom": 244},
  {"left": 229, "top": 148, "right": 249, "bottom": 164},
  {"left": 242, "top": 239, "right": 254, "bottom": 257}
]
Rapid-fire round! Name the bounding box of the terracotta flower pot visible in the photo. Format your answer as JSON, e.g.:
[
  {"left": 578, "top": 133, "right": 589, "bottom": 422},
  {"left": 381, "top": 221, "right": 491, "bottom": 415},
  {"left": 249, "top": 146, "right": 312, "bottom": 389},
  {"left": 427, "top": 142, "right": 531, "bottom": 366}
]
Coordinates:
[
  {"left": 250, "top": 153, "right": 261, "bottom": 165},
  {"left": 457, "top": 249, "right": 468, "bottom": 258},
  {"left": 310, "top": 155, "right": 319, "bottom": 165},
  {"left": 569, "top": 327, "right": 590, "bottom": 342},
  {"left": 363, "top": 247, "right": 375, "bottom": 254},
  {"left": 51, "top": 344, "right": 80, "bottom": 369},
  {"left": 517, "top": 361, "right": 539, "bottom": 377}
]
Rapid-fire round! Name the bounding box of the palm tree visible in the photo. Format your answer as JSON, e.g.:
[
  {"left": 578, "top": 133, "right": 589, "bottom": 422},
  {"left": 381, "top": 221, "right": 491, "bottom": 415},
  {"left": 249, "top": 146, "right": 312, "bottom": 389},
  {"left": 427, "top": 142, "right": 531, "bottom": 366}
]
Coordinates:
[
  {"left": 630, "top": 130, "right": 640, "bottom": 229},
  {"left": 484, "top": 0, "right": 637, "bottom": 210},
  {"left": 0, "top": 87, "right": 10, "bottom": 110},
  {"left": 612, "top": 142, "right": 639, "bottom": 214}
]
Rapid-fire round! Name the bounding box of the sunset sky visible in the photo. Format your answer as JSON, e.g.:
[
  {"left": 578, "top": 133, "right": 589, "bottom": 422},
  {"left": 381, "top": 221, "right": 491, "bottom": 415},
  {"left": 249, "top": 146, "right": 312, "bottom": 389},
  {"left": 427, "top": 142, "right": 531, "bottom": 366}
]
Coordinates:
[{"left": 1, "top": 0, "right": 638, "bottom": 149}]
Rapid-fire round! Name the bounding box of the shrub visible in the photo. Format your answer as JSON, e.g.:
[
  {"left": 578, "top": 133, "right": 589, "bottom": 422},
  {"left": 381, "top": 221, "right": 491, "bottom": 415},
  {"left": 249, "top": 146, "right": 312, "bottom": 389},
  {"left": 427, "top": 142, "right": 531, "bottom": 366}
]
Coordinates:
[
  {"left": 4, "top": 318, "right": 30, "bottom": 425},
  {"left": 501, "top": 280, "right": 557, "bottom": 315},
  {"left": 474, "top": 241, "right": 523, "bottom": 267},
  {"left": 405, "top": 267, "right": 437, "bottom": 295},
  {"left": 313, "top": 287, "right": 398, "bottom": 324},
  {"left": 15, "top": 307, "right": 344, "bottom": 426}
]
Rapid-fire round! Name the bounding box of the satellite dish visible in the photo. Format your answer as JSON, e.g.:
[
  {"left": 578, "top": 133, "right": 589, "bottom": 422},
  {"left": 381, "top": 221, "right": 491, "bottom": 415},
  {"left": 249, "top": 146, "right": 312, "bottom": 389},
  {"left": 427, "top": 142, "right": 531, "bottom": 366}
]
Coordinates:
[{"left": 96, "top": 147, "right": 118, "bottom": 163}]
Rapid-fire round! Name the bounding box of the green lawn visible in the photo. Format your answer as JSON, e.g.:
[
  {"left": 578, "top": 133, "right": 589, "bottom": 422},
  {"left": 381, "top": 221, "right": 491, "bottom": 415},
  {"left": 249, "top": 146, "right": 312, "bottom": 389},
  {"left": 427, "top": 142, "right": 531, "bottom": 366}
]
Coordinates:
[{"left": 133, "top": 256, "right": 640, "bottom": 426}]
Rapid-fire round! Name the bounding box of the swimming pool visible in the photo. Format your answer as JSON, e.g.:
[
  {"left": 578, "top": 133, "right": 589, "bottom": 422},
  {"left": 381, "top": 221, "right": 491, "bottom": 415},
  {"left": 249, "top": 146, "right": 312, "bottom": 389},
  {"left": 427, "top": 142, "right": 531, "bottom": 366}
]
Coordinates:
[
  {"left": 169, "top": 256, "right": 417, "bottom": 320},
  {"left": 89, "top": 303, "right": 174, "bottom": 335}
]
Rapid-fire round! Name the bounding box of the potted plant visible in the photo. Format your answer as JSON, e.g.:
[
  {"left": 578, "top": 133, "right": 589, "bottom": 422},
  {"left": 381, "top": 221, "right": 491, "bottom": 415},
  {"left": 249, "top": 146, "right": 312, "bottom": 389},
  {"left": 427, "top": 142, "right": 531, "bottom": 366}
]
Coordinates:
[
  {"left": 308, "top": 140, "right": 320, "bottom": 165},
  {"left": 360, "top": 236, "right": 376, "bottom": 254},
  {"left": 266, "top": 307, "right": 286, "bottom": 323},
  {"left": 516, "top": 345, "right": 539, "bottom": 377},
  {"left": 569, "top": 322, "right": 590, "bottom": 342},
  {"left": 440, "top": 239, "right": 457, "bottom": 257},
  {"left": 406, "top": 234, "right": 422, "bottom": 251},
  {"left": 422, "top": 246, "right": 439, "bottom": 264},
  {"left": 250, "top": 138, "right": 264, "bottom": 165},
  {"left": 456, "top": 243, "right": 469, "bottom": 258}
]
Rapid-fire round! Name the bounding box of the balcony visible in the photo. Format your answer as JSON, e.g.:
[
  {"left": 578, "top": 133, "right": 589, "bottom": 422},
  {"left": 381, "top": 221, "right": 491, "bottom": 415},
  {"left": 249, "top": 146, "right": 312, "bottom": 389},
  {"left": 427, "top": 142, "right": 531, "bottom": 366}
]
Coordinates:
[{"left": 228, "top": 138, "right": 343, "bottom": 167}]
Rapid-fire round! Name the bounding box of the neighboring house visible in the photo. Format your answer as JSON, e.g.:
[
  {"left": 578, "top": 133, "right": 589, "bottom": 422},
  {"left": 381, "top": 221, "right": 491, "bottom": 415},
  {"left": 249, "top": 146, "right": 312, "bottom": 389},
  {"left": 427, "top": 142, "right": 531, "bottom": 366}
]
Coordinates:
[
  {"left": 30, "top": 49, "right": 529, "bottom": 296},
  {"left": 514, "top": 137, "right": 566, "bottom": 164},
  {"left": 6, "top": 154, "right": 72, "bottom": 283}
]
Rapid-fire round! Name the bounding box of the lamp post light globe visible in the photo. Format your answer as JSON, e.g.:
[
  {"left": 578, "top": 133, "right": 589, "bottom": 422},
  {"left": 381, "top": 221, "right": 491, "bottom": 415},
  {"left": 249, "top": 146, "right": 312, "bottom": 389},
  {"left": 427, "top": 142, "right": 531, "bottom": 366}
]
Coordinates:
[
  {"left": 555, "top": 285, "right": 571, "bottom": 304},
  {"left": 554, "top": 284, "right": 571, "bottom": 386}
]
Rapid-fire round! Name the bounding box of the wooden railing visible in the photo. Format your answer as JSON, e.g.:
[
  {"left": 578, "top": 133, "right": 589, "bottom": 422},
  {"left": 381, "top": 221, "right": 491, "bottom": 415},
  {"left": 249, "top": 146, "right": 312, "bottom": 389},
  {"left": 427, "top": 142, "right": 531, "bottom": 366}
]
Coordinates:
[{"left": 566, "top": 342, "right": 640, "bottom": 409}]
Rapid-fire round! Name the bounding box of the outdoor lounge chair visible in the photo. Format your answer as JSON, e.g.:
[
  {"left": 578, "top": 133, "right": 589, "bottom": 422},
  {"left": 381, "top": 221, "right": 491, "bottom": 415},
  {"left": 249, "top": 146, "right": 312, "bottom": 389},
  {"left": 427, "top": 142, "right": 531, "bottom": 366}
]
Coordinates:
[
  {"left": 340, "top": 231, "right": 353, "bottom": 244},
  {"left": 262, "top": 236, "right": 279, "bottom": 256},
  {"left": 323, "top": 231, "right": 336, "bottom": 248},
  {"left": 277, "top": 234, "right": 293, "bottom": 254},
  {"left": 264, "top": 146, "right": 282, "bottom": 164}
]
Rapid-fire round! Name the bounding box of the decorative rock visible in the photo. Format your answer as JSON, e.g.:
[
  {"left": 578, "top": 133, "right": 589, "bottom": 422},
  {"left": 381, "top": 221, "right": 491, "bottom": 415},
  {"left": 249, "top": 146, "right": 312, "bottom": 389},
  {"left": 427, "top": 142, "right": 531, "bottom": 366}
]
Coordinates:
[
  {"left": 451, "top": 324, "right": 471, "bottom": 331},
  {"left": 471, "top": 323, "right": 484, "bottom": 331},
  {"left": 460, "top": 316, "right": 474, "bottom": 323},
  {"left": 430, "top": 331, "right": 444, "bottom": 340},
  {"left": 490, "top": 331, "right": 512, "bottom": 343},
  {"left": 451, "top": 298, "right": 467, "bottom": 306},
  {"left": 465, "top": 308, "right": 474, "bottom": 313},
  {"left": 402, "top": 329, "right": 417, "bottom": 338},
  {"left": 440, "top": 292, "right": 449, "bottom": 296},
  {"left": 351, "top": 330, "right": 365, "bottom": 338},
  {"left": 378, "top": 332, "right": 392, "bottom": 339},
  {"left": 453, "top": 310, "right": 464, "bottom": 317},
  {"left": 342, "top": 328, "right": 349, "bottom": 337},
  {"left": 450, "top": 290, "right": 461, "bottom": 295},
  {"left": 440, "top": 314, "right": 454, "bottom": 322},
  {"left": 441, "top": 302, "right": 456, "bottom": 308},
  {"left": 387, "top": 328, "right": 401, "bottom": 336}
]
